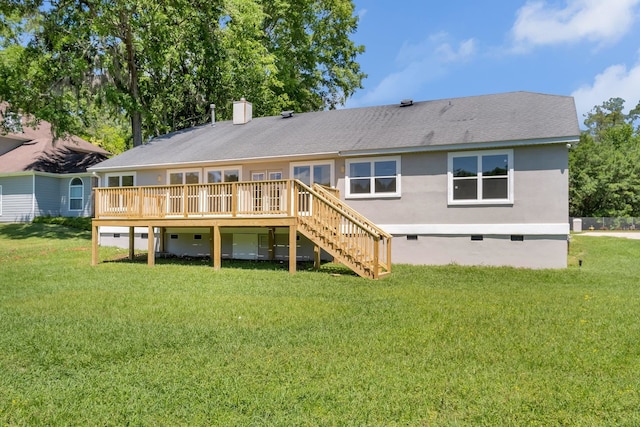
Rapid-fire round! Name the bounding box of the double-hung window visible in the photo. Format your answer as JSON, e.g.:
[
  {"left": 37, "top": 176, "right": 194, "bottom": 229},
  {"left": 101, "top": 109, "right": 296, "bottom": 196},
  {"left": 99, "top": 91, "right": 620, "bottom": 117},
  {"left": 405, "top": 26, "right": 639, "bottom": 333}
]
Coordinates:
[
  {"left": 448, "top": 149, "right": 513, "bottom": 204},
  {"left": 69, "top": 177, "right": 84, "bottom": 211},
  {"left": 346, "top": 156, "right": 401, "bottom": 198}
]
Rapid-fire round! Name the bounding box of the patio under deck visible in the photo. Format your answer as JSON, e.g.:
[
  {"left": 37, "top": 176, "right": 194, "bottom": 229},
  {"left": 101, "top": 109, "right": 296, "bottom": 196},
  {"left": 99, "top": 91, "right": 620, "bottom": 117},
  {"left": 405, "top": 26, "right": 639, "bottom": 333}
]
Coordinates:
[{"left": 92, "top": 179, "right": 392, "bottom": 279}]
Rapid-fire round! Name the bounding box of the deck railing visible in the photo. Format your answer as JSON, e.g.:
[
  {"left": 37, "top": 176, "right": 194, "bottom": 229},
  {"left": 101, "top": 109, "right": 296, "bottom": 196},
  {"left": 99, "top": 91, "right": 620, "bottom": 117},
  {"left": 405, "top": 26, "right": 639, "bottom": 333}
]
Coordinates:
[
  {"left": 294, "top": 181, "right": 392, "bottom": 278},
  {"left": 95, "top": 180, "right": 292, "bottom": 218},
  {"left": 94, "top": 179, "right": 391, "bottom": 278}
]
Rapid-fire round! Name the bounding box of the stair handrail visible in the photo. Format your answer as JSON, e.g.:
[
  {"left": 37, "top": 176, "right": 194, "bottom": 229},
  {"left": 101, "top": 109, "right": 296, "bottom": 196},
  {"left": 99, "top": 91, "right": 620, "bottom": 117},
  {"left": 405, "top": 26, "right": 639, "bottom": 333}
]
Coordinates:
[
  {"left": 311, "top": 183, "right": 392, "bottom": 240},
  {"left": 293, "top": 180, "right": 383, "bottom": 240}
]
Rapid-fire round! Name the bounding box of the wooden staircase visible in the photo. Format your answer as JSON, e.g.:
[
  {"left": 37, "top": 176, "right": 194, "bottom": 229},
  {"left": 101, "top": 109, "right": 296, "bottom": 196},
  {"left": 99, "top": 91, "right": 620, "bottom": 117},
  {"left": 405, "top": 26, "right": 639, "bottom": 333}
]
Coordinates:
[{"left": 292, "top": 181, "right": 392, "bottom": 279}]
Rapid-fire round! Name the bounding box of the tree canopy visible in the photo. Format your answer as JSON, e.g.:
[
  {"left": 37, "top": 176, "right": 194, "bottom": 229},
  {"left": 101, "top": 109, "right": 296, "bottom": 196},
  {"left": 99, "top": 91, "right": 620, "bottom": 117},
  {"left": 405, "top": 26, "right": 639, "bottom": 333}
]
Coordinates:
[
  {"left": 570, "top": 98, "right": 640, "bottom": 217},
  {"left": 0, "top": 0, "right": 365, "bottom": 150}
]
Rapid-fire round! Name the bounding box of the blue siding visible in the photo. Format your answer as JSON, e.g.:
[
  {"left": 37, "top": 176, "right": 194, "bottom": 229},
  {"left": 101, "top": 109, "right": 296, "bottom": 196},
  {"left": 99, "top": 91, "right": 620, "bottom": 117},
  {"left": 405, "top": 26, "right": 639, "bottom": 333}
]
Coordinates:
[
  {"left": 34, "top": 175, "right": 61, "bottom": 217},
  {"left": 0, "top": 174, "right": 94, "bottom": 222},
  {"left": 59, "top": 176, "right": 93, "bottom": 217},
  {"left": 0, "top": 175, "right": 35, "bottom": 222}
]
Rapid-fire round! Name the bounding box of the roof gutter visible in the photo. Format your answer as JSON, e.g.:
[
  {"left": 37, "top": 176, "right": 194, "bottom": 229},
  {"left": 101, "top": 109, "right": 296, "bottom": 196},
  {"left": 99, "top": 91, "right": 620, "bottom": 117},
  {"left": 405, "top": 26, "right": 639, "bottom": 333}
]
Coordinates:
[
  {"left": 88, "top": 151, "right": 341, "bottom": 173},
  {"left": 0, "top": 171, "right": 94, "bottom": 178},
  {"left": 338, "top": 136, "right": 580, "bottom": 157}
]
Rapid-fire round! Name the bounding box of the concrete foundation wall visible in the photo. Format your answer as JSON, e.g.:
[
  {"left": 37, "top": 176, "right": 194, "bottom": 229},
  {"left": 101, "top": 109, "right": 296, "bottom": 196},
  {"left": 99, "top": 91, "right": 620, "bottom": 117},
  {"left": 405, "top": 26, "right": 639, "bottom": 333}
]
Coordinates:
[{"left": 391, "top": 234, "right": 568, "bottom": 269}]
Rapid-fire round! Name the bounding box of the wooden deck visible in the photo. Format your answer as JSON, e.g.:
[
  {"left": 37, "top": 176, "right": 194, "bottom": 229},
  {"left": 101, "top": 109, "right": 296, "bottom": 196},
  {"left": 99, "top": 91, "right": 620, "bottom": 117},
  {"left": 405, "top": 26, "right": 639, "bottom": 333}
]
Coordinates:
[{"left": 92, "top": 179, "right": 392, "bottom": 279}]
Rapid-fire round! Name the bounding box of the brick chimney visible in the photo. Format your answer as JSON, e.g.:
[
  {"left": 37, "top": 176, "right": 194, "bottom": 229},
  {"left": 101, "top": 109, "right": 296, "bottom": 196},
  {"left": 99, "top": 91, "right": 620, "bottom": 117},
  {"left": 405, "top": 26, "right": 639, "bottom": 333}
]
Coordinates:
[{"left": 233, "top": 98, "right": 252, "bottom": 125}]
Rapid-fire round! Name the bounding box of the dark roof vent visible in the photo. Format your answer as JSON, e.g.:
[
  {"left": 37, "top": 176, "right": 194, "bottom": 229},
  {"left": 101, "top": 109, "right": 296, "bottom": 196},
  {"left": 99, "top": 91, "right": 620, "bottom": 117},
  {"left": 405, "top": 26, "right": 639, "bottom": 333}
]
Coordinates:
[
  {"left": 281, "top": 110, "right": 294, "bottom": 118},
  {"left": 400, "top": 99, "right": 413, "bottom": 107}
]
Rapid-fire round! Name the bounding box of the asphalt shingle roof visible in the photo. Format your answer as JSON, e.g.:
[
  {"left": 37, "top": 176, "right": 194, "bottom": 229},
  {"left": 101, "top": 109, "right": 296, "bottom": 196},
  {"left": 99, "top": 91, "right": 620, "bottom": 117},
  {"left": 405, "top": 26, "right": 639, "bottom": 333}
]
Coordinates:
[
  {"left": 0, "top": 110, "right": 110, "bottom": 173},
  {"left": 91, "top": 91, "right": 580, "bottom": 171}
]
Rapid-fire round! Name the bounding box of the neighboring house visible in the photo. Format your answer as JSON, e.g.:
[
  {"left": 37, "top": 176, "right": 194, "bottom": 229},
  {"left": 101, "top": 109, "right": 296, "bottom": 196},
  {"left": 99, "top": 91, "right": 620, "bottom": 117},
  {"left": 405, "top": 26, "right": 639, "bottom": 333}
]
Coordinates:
[
  {"left": 0, "top": 110, "right": 110, "bottom": 222},
  {"left": 89, "top": 92, "right": 579, "bottom": 275}
]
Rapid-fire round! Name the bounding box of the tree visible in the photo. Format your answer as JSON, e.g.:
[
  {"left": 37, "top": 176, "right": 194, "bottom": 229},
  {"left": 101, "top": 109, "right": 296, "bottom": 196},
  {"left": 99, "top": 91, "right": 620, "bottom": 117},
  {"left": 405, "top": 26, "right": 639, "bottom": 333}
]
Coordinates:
[
  {"left": 570, "top": 98, "right": 640, "bottom": 217},
  {"left": 0, "top": 0, "right": 365, "bottom": 147}
]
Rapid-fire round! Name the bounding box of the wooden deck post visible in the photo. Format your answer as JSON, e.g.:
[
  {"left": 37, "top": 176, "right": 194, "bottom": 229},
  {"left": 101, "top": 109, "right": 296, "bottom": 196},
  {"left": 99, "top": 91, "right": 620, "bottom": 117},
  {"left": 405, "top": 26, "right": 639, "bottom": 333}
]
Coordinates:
[
  {"left": 91, "top": 222, "right": 99, "bottom": 266},
  {"left": 373, "top": 237, "right": 380, "bottom": 279},
  {"left": 314, "top": 244, "right": 321, "bottom": 270},
  {"left": 183, "top": 185, "right": 188, "bottom": 217},
  {"left": 128, "top": 226, "right": 135, "bottom": 260},
  {"left": 147, "top": 225, "right": 155, "bottom": 266},
  {"left": 289, "top": 224, "right": 297, "bottom": 274},
  {"left": 212, "top": 225, "right": 221, "bottom": 270}
]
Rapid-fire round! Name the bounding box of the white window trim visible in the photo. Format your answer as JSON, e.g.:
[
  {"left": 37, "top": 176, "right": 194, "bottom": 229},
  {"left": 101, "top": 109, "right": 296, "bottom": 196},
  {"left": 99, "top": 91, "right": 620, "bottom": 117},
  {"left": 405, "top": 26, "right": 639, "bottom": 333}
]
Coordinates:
[
  {"left": 447, "top": 149, "right": 514, "bottom": 205},
  {"left": 345, "top": 156, "right": 401, "bottom": 199},
  {"left": 289, "top": 160, "right": 335, "bottom": 187},
  {"left": 167, "top": 168, "right": 201, "bottom": 185},
  {"left": 204, "top": 166, "right": 243, "bottom": 183},
  {"left": 69, "top": 177, "right": 84, "bottom": 211},
  {"left": 0, "top": 185, "right": 3, "bottom": 216},
  {"left": 105, "top": 172, "right": 137, "bottom": 187}
]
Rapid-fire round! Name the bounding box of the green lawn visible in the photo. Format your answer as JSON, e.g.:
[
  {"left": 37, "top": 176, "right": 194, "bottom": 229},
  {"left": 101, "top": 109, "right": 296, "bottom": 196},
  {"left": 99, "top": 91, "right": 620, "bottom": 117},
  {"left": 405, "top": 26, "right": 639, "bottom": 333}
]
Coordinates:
[{"left": 1, "top": 223, "right": 639, "bottom": 426}]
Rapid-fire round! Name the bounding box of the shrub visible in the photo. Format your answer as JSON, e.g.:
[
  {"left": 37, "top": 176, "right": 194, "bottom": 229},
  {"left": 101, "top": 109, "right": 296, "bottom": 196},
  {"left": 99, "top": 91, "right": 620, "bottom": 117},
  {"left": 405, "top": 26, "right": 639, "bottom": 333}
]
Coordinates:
[{"left": 32, "top": 216, "right": 92, "bottom": 231}]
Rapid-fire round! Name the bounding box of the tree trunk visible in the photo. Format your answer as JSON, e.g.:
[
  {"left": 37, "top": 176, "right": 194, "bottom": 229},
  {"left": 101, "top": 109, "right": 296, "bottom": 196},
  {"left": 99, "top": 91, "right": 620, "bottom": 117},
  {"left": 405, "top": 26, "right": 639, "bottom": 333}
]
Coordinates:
[
  {"left": 131, "top": 111, "right": 143, "bottom": 147},
  {"left": 121, "top": 9, "right": 143, "bottom": 147}
]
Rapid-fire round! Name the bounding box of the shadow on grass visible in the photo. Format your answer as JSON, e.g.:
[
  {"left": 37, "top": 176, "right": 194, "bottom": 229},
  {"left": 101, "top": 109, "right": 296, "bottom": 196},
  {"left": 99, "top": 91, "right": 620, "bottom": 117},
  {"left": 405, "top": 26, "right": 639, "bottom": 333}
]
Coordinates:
[
  {"left": 103, "top": 253, "right": 358, "bottom": 276},
  {"left": 0, "top": 223, "right": 90, "bottom": 241}
]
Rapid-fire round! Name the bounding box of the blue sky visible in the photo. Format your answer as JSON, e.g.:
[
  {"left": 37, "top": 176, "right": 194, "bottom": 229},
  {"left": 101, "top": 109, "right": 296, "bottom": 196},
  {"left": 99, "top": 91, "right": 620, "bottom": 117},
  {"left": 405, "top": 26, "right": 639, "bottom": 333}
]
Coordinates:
[{"left": 346, "top": 0, "right": 640, "bottom": 126}]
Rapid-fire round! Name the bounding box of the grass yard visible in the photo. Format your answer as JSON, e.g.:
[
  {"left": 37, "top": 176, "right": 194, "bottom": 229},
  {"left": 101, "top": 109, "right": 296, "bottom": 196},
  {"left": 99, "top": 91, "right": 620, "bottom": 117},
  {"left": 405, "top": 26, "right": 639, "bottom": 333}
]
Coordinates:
[{"left": 1, "top": 223, "right": 639, "bottom": 426}]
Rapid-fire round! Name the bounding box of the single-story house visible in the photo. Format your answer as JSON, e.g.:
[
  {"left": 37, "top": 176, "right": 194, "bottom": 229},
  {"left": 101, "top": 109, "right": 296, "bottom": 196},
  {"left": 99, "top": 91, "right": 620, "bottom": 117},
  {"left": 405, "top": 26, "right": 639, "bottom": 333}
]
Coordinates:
[
  {"left": 0, "top": 110, "right": 110, "bottom": 222},
  {"left": 89, "top": 92, "right": 580, "bottom": 277}
]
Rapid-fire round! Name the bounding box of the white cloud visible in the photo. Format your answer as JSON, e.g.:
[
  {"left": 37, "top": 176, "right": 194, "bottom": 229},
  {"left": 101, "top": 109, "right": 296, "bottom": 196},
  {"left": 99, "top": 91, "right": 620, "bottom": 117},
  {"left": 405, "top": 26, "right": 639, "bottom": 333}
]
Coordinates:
[
  {"left": 512, "top": 0, "right": 640, "bottom": 50},
  {"left": 397, "top": 33, "right": 475, "bottom": 66},
  {"left": 436, "top": 38, "right": 476, "bottom": 63},
  {"left": 357, "top": 8, "right": 367, "bottom": 20},
  {"left": 571, "top": 61, "right": 640, "bottom": 122},
  {"left": 347, "top": 33, "right": 476, "bottom": 108}
]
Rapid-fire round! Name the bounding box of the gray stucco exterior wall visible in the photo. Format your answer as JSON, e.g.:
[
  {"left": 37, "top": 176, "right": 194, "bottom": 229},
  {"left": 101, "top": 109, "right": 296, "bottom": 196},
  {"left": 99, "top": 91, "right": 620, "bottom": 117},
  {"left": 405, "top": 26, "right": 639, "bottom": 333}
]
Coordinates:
[
  {"left": 95, "top": 143, "right": 570, "bottom": 268},
  {"left": 339, "top": 144, "right": 568, "bottom": 227}
]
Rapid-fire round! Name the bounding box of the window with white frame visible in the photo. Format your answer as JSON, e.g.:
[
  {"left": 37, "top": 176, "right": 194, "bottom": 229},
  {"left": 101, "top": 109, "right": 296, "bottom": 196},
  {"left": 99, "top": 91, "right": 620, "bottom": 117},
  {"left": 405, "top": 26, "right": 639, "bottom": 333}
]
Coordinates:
[
  {"left": 448, "top": 149, "right": 513, "bottom": 204},
  {"left": 106, "top": 173, "right": 135, "bottom": 187},
  {"left": 0, "top": 185, "right": 3, "bottom": 215},
  {"left": 69, "top": 178, "right": 84, "bottom": 210},
  {"left": 345, "top": 156, "right": 401, "bottom": 198},
  {"left": 168, "top": 169, "right": 200, "bottom": 185},
  {"left": 205, "top": 167, "right": 240, "bottom": 183},
  {"left": 268, "top": 171, "right": 282, "bottom": 180},
  {"left": 291, "top": 161, "right": 333, "bottom": 187}
]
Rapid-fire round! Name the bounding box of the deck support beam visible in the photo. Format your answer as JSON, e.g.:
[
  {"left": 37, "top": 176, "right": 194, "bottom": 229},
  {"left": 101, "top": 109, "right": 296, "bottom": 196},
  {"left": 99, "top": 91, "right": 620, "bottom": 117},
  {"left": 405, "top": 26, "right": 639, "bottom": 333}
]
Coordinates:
[
  {"left": 289, "top": 224, "right": 297, "bottom": 274},
  {"left": 147, "top": 225, "right": 155, "bottom": 266},
  {"left": 91, "top": 223, "right": 99, "bottom": 266},
  {"left": 212, "top": 225, "right": 221, "bottom": 270},
  {"left": 128, "top": 226, "right": 135, "bottom": 260},
  {"left": 314, "top": 244, "right": 321, "bottom": 270}
]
